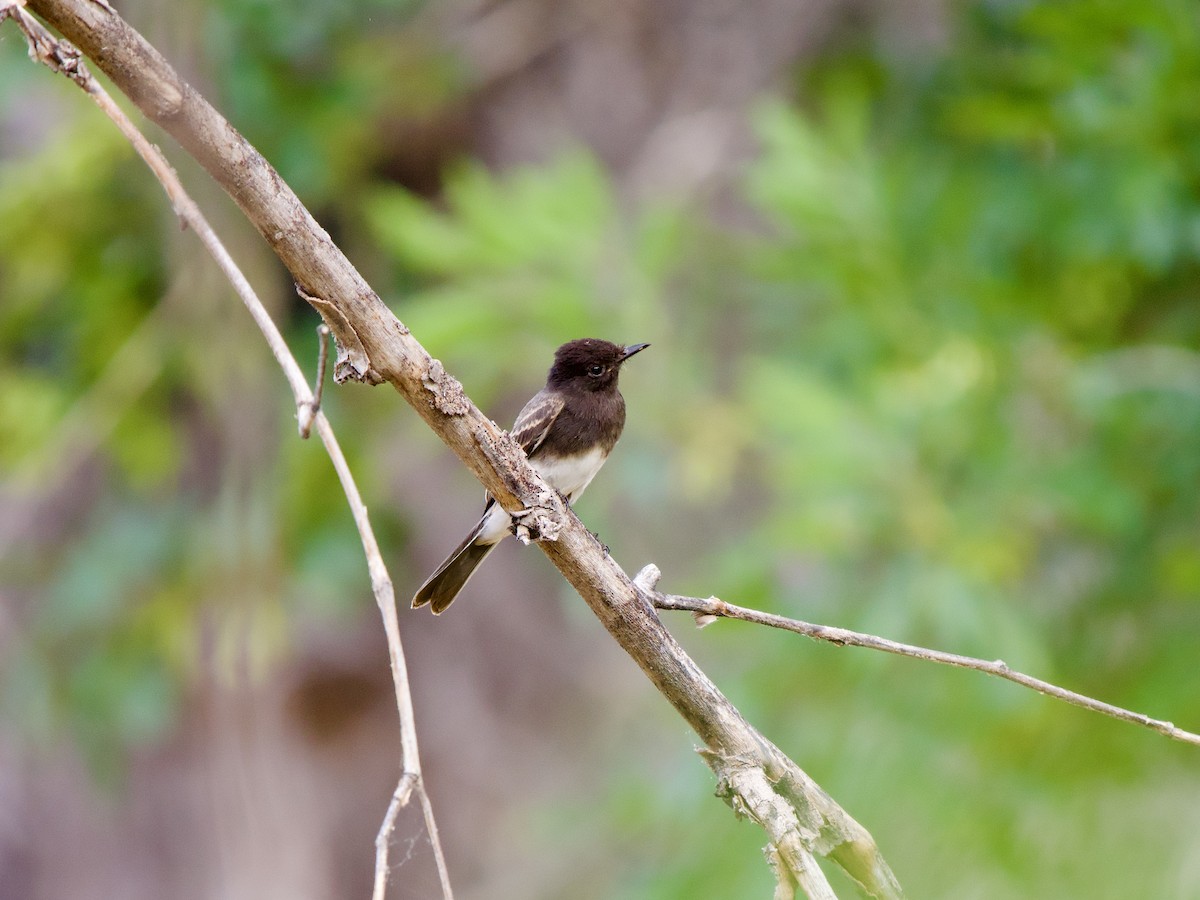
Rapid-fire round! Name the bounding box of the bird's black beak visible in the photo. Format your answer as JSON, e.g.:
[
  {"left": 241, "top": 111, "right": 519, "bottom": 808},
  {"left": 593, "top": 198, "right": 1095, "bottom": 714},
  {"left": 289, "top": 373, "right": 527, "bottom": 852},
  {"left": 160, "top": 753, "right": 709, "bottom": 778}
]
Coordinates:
[{"left": 620, "top": 342, "right": 650, "bottom": 362}]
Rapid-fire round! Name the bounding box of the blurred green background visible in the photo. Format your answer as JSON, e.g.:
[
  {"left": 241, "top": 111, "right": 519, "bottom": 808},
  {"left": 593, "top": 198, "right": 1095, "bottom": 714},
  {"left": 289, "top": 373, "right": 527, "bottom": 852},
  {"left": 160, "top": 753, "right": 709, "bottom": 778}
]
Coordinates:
[{"left": 2, "top": 0, "right": 1199, "bottom": 897}]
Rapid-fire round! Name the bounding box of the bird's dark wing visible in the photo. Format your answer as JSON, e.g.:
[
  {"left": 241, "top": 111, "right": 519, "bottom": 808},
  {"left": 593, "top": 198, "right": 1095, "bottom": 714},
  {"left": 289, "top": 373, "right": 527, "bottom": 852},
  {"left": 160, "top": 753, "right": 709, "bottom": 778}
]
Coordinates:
[
  {"left": 474, "top": 389, "right": 564, "bottom": 514},
  {"left": 510, "top": 388, "right": 565, "bottom": 457}
]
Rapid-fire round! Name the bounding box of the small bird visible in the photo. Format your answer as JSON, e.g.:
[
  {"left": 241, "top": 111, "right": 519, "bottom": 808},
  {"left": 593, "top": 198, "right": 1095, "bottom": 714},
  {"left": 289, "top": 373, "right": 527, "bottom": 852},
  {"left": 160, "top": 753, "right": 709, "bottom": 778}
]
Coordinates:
[{"left": 412, "top": 338, "right": 649, "bottom": 614}]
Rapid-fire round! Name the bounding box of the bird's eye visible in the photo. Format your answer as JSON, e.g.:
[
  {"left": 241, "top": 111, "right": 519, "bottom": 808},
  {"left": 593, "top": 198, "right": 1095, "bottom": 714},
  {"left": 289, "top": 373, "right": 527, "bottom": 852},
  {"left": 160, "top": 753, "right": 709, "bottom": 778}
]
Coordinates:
[{"left": 588, "top": 364, "right": 605, "bottom": 377}]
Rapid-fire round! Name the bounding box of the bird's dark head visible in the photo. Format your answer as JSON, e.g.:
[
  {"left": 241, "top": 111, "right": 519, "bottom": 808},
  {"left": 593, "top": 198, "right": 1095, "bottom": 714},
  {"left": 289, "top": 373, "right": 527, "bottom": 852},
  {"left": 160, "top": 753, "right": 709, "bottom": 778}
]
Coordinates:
[{"left": 547, "top": 338, "right": 649, "bottom": 391}]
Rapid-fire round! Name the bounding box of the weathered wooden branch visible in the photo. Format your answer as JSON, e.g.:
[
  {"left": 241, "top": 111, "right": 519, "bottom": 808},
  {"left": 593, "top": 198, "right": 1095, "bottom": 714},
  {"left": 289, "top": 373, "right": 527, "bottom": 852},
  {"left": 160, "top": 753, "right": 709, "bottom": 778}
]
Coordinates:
[{"left": 19, "top": 1, "right": 904, "bottom": 895}]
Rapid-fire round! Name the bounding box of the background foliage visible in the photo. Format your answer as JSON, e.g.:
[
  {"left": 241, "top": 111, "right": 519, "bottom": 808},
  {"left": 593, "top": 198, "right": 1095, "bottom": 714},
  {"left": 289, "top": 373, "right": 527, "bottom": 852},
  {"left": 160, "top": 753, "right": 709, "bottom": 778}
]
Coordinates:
[{"left": 2, "top": 0, "right": 1199, "bottom": 897}]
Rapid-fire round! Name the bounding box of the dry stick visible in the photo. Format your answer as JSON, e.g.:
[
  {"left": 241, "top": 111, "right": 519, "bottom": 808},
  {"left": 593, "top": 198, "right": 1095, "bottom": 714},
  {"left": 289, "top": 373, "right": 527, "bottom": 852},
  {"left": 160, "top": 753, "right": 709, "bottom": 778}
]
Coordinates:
[
  {"left": 647, "top": 570, "right": 1200, "bottom": 747},
  {"left": 20, "top": 2, "right": 904, "bottom": 896},
  {"left": 3, "top": 9, "right": 453, "bottom": 898},
  {"left": 298, "top": 324, "right": 332, "bottom": 439},
  {"left": 301, "top": 326, "right": 440, "bottom": 898}
]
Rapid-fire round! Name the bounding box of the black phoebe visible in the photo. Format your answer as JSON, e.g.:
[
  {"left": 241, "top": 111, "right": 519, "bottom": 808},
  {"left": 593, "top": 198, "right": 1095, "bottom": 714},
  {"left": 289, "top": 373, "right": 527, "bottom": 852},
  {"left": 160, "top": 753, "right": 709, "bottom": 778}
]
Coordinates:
[{"left": 412, "top": 338, "right": 649, "bottom": 614}]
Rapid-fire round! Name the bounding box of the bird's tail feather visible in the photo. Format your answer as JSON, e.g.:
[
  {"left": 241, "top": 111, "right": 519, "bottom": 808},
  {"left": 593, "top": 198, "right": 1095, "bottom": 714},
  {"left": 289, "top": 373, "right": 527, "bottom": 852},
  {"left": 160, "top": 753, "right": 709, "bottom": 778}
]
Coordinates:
[{"left": 412, "top": 532, "right": 498, "bottom": 614}]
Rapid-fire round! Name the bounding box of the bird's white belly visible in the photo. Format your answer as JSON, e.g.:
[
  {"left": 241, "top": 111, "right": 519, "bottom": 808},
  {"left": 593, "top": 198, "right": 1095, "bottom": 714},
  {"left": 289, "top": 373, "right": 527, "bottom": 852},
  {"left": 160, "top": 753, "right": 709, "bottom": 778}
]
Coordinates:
[{"left": 532, "top": 446, "right": 608, "bottom": 501}]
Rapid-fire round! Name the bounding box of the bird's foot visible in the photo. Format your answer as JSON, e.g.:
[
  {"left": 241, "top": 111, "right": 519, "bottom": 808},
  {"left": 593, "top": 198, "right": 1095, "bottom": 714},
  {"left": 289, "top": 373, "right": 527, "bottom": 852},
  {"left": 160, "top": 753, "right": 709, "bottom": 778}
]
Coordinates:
[
  {"left": 589, "top": 531, "right": 610, "bottom": 555},
  {"left": 510, "top": 490, "right": 563, "bottom": 545}
]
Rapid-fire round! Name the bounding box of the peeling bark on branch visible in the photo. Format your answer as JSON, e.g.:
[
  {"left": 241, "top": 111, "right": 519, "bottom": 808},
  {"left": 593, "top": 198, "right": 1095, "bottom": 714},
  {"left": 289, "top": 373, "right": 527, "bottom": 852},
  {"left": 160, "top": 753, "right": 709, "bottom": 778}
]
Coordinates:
[{"left": 22, "top": 1, "right": 905, "bottom": 894}]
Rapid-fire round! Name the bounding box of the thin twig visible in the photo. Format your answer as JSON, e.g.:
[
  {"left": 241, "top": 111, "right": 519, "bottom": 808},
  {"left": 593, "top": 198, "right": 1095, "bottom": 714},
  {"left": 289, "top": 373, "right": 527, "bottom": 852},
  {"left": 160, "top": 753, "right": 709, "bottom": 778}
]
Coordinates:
[
  {"left": 374, "top": 772, "right": 417, "bottom": 900},
  {"left": 298, "top": 324, "right": 330, "bottom": 439},
  {"left": 313, "top": 408, "right": 451, "bottom": 897},
  {"left": 642, "top": 566, "right": 1200, "bottom": 748},
  {"left": 7, "top": 11, "right": 454, "bottom": 898},
  {"left": 767, "top": 844, "right": 798, "bottom": 900}
]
